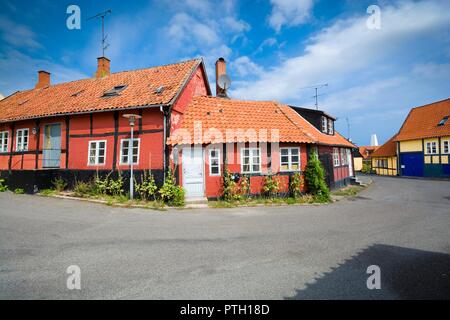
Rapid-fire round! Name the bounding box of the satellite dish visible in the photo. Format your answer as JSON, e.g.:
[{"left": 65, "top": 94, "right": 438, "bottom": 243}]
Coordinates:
[{"left": 218, "top": 74, "right": 231, "bottom": 90}]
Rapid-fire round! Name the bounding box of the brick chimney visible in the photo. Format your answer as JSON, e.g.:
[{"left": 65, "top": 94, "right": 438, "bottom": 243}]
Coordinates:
[
  {"left": 215, "top": 57, "right": 227, "bottom": 97},
  {"left": 96, "top": 57, "right": 110, "bottom": 78},
  {"left": 35, "top": 70, "right": 50, "bottom": 89}
]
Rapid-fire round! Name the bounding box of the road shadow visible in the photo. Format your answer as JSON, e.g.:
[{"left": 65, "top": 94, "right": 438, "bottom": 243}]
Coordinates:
[{"left": 286, "top": 244, "right": 450, "bottom": 300}]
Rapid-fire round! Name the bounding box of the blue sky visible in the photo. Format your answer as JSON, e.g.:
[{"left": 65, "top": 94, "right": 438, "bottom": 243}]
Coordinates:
[{"left": 0, "top": 0, "right": 449, "bottom": 146}]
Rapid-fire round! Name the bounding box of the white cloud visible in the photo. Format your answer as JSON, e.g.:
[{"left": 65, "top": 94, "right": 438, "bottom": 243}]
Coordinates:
[
  {"left": 0, "top": 15, "right": 42, "bottom": 50},
  {"left": 229, "top": 0, "right": 450, "bottom": 145},
  {"left": 255, "top": 37, "right": 278, "bottom": 54},
  {"left": 268, "top": 0, "right": 314, "bottom": 32},
  {"left": 223, "top": 16, "right": 251, "bottom": 33},
  {"left": 230, "top": 56, "right": 264, "bottom": 77},
  {"left": 0, "top": 49, "right": 87, "bottom": 95}
]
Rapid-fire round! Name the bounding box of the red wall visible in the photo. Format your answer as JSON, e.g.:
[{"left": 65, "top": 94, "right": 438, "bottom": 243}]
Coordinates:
[
  {"left": 318, "top": 145, "right": 352, "bottom": 182},
  {"left": 176, "top": 142, "right": 308, "bottom": 198},
  {"left": 0, "top": 65, "right": 208, "bottom": 172}
]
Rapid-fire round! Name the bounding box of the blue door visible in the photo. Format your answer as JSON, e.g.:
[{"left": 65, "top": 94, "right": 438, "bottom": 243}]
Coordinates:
[
  {"left": 400, "top": 152, "right": 424, "bottom": 177},
  {"left": 43, "top": 124, "right": 61, "bottom": 168}
]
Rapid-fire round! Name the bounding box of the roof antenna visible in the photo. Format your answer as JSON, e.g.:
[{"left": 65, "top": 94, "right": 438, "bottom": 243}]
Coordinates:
[
  {"left": 87, "top": 10, "right": 112, "bottom": 57},
  {"left": 346, "top": 117, "right": 351, "bottom": 140},
  {"left": 312, "top": 83, "right": 328, "bottom": 110}
]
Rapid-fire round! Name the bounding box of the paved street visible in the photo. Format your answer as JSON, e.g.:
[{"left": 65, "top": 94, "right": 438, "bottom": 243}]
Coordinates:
[{"left": 0, "top": 176, "right": 449, "bottom": 299}]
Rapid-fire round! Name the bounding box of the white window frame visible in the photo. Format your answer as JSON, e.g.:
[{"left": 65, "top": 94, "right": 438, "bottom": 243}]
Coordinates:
[
  {"left": 333, "top": 147, "right": 340, "bottom": 167},
  {"left": 87, "top": 140, "right": 107, "bottom": 166},
  {"left": 0, "top": 131, "right": 9, "bottom": 153},
  {"left": 425, "top": 141, "right": 437, "bottom": 155},
  {"left": 328, "top": 119, "right": 334, "bottom": 135},
  {"left": 241, "top": 147, "right": 261, "bottom": 174},
  {"left": 16, "top": 128, "right": 29, "bottom": 151},
  {"left": 443, "top": 140, "right": 449, "bottom": 154},
  {"left": 340, "top": 148, "right": 347, "bottom": 165},
  {"left": 321, "top": 117, "right": 327, "bottom": 133},
  {"left": 119, "top": 138, "right": 140, "bottom": 165},
  {"left": 208, "top": 148, "right": 221, "bottom": 176},
  {"left": 280, "top": 147, "right": 301, "bottom": 172}
]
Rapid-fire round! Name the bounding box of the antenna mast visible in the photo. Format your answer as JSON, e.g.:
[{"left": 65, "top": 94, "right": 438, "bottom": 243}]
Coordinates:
[
  {"left": 346, "top": 117, "right": 351, "bottom": 139},
  {"left": 312, "top": 83, "right": 328, "bottom": 110},
  {"left": 88, "top": 10, "right": 112, "bottom": 57}
]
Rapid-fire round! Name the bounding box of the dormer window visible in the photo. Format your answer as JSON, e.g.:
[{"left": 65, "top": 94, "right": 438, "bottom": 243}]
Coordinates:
[
  {"left": 438, "top": 116, "right": 448, "bottom": 126},
  {"left": 328, "top": 118, "right": 334, "bottom": 135},
  {"left": 102, "top": 85, "right": 127, "bottom": 97},
  {"left": 321, "top": 116, "right": 327, "bottom": 133}
]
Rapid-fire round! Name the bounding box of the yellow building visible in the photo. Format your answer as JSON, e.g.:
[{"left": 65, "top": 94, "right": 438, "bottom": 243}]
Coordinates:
[
  {"left": 395, "top": 98, "right": 450, "bottom": 178},
  {"left": 371, "top": 135, "right": 398, "bottom": 176}
]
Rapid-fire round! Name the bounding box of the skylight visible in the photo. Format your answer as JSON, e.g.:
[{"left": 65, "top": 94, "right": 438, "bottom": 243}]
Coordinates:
[
  {"left": 102, "top": 85, "right": 127, "bottom": 97},
  {"left": 438, "top": 116, "right": 449, "bottom": 126},
  {"left": 154, "top": 86, "right": 165, "bottom": 94}
]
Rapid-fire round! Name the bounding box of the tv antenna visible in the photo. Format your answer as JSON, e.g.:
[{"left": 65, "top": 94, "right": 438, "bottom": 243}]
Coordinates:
[
  {"left": 87, "top": 9, "right": 112, "bottom": 57},
  {"left": 346, "top": 117, "right": 350, "bottom": 139},
  {"left": 217, "top": 74, "right": 231, "bottom": 97},
  {"left": 298, "top": 83, "right": 328, "bottom": 110}
]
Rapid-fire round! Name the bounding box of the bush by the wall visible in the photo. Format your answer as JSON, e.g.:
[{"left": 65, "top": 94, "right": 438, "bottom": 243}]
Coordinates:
[
  {"left": 304, "top": 151, "right": 330, "bottom": 202},
  {"left": 0, "top": 179, "right": 8, "bottom": 192},
  {"left": 135, "top": 171, "right": 158, "bottom": 201},
  {"left": 159, "top": 170, "right": 185, "bottom": 207},
  {"left": 262, "top": 175, "right": 279, "bottom": 197},
  {"left": 290, "top": 172, "right": 304, "bottom": 199}
]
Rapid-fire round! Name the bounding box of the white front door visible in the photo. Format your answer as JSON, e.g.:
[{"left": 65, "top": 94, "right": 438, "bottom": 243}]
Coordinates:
[
  {"left": 347, "top": 149, "right": 353, "bottom": 176},
  {"left": 182, "top": 146, "right": 205, "bottom": 199}
]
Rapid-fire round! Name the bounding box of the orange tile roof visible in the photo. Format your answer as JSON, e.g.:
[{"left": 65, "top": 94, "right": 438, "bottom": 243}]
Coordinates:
[
  {"left": 358, "top": 146, "right": 379, "bottom": 159},
  {"left": 395, "top": 98, "right": 450, "bottom": 141},
  {"left": 372, "top": 135, "right": 397, "bottom": 157},
  {"left": 167, "top": 96, "right": 356, "bottom": 148},
  {"left": 0, "top": 59, "right": 203, "bottom": 123}
]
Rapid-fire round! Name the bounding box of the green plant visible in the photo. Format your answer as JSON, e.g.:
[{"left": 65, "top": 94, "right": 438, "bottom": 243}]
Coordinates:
[
  {"left": 239, "top": 175, "right": 250, "bottom": 198},
  {"left": 304, "top": 151, "right": 330, "bottom": 202},
  {"left": 0, "top": 179, "right": 8, "bottom": 192},
  {"left": 261, "top": 175, "right": 279, "bottom": 197},
  {"left": 94, "top": 173, "right": 110, "bottom": 195},
  {"left": 52, "top": 176, "right": 67, "bottom": 192},
  {"left": 222, "top": 167, "right": 240, "bottom": 201},
  {"left": 135, "top": 171, "right": 158, "bottom": 201},
  {"left": 73, "top": 180, "right": 95, "bottom": 198},
  {"left": 40, "top": 189, "right": 55, "bottom": 196},
  {"left": 159, "top": 170, "right": 185, "bottom": 207},
  {"left": 14, "top": 188, "right": 25, "bottom": 194},
  {"left": 290, "top": 172, "right": 304, "bottom": 198},
  {"left": 107, "top": 172, "right": 124, "bottom": 196},
  {"left": 361, "top": 163, "right": 374, "bottom": 174}
]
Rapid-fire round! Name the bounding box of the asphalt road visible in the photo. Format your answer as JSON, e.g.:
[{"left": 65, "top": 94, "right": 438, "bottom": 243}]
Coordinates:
[{"left": 0, "top": 176, "right": 449, "bottom": 299}]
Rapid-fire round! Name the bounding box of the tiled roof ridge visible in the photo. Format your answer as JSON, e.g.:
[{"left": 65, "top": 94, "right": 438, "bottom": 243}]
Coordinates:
[
  {"left": 6, "top": 58, "right": 202, "bottom": 96},
  {"left": 274, "top": 102, "right": 317, "bottom": 142},
  {"left": 409, "top": 97, "right": 450, "bottom": 111}
]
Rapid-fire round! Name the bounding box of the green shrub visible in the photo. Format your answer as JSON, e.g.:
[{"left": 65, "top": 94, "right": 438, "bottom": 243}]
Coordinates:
[
  {"left": 290, "top": 172, "right": 304, "bottom": 199},
  {"left": 135, "top": 171, "right": 158, "bottom": 201},
  {"left": 223, "top": 167, "right": 240, "bottom": 201},
  {"left": 0, "top": 179, "right": 8, "bottom": 192},
  {"left": 107, "top": 172, "right": 124, "bottom": 196},
  {"left": 361, "top": 163, "right": 374, "bottom": 174},
  {"left": 40, "top": 189, "right": 55, "bottom": 196},
  {"left": 14, "top": 188, "right": 25, "bottom": 194},
  {"left": 92, "top": 172, "right": 124, "bottom": 197},
  {"left": 304, "top": 151, "right": 330, "bottom": 202},
  {"left": 261, "top": 175, "right": 279, "bottom": 197},
  {"left": 52, "top": 176, "right": 67, "bottom": 192},
  {"left": 73, "top": 180, "right": 95, "bottom": 197},
  {"left": 240, "top": 175, "right": 250, "bottom": 198},
  {"left": 159, "top": 170, "right": 185, "bottom": 207}
]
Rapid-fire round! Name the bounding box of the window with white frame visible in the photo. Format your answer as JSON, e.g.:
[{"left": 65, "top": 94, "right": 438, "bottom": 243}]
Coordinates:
[
  {"left": 16, "top": 128, "right": 29, "bottom": 151},
  {"left": 0, "top": 131, "right": 8, "bottom": 153},
  {"left": 88, "top": 140, "right": 106, "bottom": 165},
  {"left": 340, "top": 148, "right": 347, "bottom": 165},
  {"left": 333, "top": 147, "right": 340, "bottom": 167},
  {"left": 120, "top": 138, "right": 140, "bottom": 165},
  {"left": 321, "top": 117, "right": 327, "bottom": 133},
  {"left": 209, "top": 148, "right": 220, "bottom": 176},
  {"left": 241, "top": 147, "right": 261, "bottom": 173},
  {"left": 425, "top": 141, "right": 437, "bottom": 154},
  {"left": 443, "top": 140, "right": 449, "bottom": 154},
  {"left": 280, "top": 147, "right": 300, "bottom": 171},
  {"left": 328, "top": 119, "right": 334, "bottom": 135}
]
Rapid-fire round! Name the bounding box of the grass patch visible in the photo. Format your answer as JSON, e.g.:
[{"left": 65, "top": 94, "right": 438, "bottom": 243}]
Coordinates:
[
  {"left": 13, "top": 188, "right": 25, "bottom": 194},
  {"left": 208, "top": 194, "right": 324, "bottom": 208},
  {"left": 332, "top": 185, "right": 365, "bottom": 197},
  {"left": 39, "top": 189, "right": 56, "bottom": 196}
]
